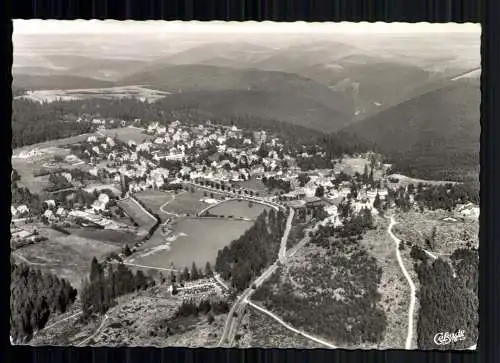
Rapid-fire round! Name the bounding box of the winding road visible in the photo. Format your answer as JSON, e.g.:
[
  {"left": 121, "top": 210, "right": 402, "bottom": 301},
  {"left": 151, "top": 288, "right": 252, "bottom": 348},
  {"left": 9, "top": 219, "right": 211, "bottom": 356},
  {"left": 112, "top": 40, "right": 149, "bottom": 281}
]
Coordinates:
[
  {"left": 218, "top": 214, "right": 320, "bottom": 347},
  {"left": 388, "top": 216, "right": 416, "bottom": 350},
  {"left": 218, "top": 209, "right": 294, "bottom": 346},
  {"left": 219, "top": 260, "right": 280, "bottom": 346}
]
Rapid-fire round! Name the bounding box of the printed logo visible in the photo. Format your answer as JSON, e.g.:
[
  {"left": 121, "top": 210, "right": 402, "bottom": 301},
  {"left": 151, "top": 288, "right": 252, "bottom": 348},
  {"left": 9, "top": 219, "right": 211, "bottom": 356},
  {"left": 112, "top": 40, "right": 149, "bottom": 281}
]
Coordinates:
[{"left": 433, "top": 330, "right": 466, "bottom": 346}]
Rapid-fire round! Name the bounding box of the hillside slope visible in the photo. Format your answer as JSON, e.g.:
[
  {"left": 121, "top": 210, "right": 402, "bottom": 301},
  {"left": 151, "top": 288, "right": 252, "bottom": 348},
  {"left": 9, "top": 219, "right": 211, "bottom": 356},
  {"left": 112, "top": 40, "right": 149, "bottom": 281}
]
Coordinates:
[
  {"left": 152, "top": 89, "right": 351, "bottom": 132},
  {"left": 13, "top": 74, "right": 114, "bottom": 90},
  {"left": 118, "top": 64, "right": 354, "bottom": 131},
  {"left": 343, "top": 77, "right": 480, "bottom": 182}
]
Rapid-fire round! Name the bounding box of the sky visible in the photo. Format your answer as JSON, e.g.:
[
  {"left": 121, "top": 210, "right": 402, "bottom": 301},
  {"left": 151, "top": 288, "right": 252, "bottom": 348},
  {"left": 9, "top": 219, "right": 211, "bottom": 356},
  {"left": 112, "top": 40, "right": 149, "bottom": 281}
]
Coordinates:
[
  {"left": 12, "top": 20, "right": 480, "bottom": 71},
  {"left": 13, "top": 19, "right": 480, "bottom": 35}
]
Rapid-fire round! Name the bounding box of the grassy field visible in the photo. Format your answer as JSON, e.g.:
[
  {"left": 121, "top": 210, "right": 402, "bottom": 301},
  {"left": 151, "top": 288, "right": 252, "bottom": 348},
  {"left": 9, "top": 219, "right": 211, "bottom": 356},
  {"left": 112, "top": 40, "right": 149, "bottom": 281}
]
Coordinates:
[
  {"left": 130, "top": 217, "right": 253, "bottom": 269},
  {"left": 161, "top": 190, "right": 213, "bottom": 216},
  {"left": 118, "top": 198, "right": 157, "bottom": 230},
  {"left": 13, "top": 234, "right": 121, "bottom": 289},
  {"left": 12, "top": 134, "right": 92, "bottom": 155},
  {"left": 234, "top": 178, "right": 268, "bottom": 193},
  {"left": 98, "top": 126, "right": 156, "bottom": 144},
  {"left": 393, "top": 209, "right": 479, "bottom": 254},
  {"left": 18, "top": 85, "right": 170, "bottom": 104},
  {"left": 69, "top": 228, "right": 142, "bottom": 246},
  {"left": 12, "top": 147, "right": 71, "bottom": 194},
  {"left": 203, "top": 199, "right": 269, "bottom": 219},
  {"left": 134, "top": 190, "right": 175, "bottom": 221}
]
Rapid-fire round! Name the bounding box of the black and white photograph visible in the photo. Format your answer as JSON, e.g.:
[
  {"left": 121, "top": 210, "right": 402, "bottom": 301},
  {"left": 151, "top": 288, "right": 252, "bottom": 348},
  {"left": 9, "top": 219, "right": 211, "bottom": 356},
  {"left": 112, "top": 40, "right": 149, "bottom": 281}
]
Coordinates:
[{"left": 10, "top": 20, "right": 479, "bottom": 350}]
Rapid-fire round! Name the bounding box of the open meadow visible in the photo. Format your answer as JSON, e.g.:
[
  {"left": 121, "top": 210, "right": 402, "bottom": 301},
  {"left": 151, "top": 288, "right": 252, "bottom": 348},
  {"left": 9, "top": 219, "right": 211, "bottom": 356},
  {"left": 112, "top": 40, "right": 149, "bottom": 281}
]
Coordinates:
[
  {"left": 118, "top": 197, "right": 157, "bottom": 230},
  {"left": 69, "top": 228, "right": 142, "bottom": 246},
  {"left": 134, "top": 189, "right": 175, "bottom": 221},
  {"left": 160, "top": 189, "right": 214, "bottom": 216},
  {"left": 234, "top": 178, "right": 268, "bottom": 194},
  {"left": 13, "top": 234, "right": 121, "bottom": 289},
  {"left": 129, "top": 217, "right": 253, "bottom": 269},
  {"left": 98, "top": 126, "right": 156, "bottom": 144},
  {"left": 12, "top": 146, "right": 72, "bottom": 193},
  {"left": 393, "top": 209, "right": 479, "bottom": 254},
  {"left": 17, "top": 85, "right": 170, "bottom": 104}
]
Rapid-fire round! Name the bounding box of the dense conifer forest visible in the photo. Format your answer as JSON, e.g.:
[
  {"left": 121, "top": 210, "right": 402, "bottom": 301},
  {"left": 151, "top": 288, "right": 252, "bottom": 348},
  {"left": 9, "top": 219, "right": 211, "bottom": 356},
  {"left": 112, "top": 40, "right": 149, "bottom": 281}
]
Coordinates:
[{"left": 10, "top": 261, "right": 78, "bottom": 342}]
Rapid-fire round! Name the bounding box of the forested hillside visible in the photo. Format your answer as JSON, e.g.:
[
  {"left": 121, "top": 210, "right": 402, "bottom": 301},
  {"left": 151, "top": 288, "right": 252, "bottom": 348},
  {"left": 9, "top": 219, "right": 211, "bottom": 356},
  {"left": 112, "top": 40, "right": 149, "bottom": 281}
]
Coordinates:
[
  {"left": 343, "top": 77, "right": 480, "bottom": 183},
  {"left": 10, "top": 261, "right": 78, "bottom": 342}
]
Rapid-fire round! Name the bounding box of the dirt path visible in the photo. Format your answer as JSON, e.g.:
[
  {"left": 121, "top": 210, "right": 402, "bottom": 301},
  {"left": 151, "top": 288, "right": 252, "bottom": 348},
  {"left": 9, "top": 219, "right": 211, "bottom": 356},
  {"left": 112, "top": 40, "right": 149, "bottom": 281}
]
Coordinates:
[
  {"left": 77, "top": 314, "right": 109, "bottom": 346},
  {"left": 278, "top": 208, "right": 295, "bottom": 262},
  {"left": 388, "top": 216, "right": 416, "bottom": 350},
  {"left": 159, "top": 190, "right": 187, "bottom": 219},
  {"left": 246, "top": 300, "right": 337, "bottom": 349}
]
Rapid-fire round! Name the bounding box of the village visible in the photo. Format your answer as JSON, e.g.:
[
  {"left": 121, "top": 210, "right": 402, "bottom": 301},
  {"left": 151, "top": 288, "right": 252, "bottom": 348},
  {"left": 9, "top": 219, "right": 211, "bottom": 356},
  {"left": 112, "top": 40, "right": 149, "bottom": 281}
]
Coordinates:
[{"left": 11, "top": 116, "right": 479, "bottom": 262}]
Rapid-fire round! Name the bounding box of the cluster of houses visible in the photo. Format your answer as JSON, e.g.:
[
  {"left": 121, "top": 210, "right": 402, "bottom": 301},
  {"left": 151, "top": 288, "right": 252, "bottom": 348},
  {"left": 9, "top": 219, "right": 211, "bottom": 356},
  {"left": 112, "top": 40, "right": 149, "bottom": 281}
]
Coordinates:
[
  {"left": 11, "top": 116, "right": 481, "bottom": 257},
  {"left": 14, "top": 147, "right": 46, "bottom": 160}
]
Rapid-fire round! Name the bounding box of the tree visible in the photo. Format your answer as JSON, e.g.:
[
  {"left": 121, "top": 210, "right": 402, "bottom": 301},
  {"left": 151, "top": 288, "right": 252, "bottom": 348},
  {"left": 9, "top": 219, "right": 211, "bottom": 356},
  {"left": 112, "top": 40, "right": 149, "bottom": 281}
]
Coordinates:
[
  {"left": 181, "top": 267, "right": 190, "bottom": 282},
  {"left": 191, "top": 262, "right": 199, "bottom": 281},
  {"left": 135, "top": 270, "right": 148, "bottom": 290},
  {"left": 315, "top": 185, "right": 325, "bottom": 198},
  {"left": 373, "top": 193, "right": 382, "bottom": 211},
  {"left": 169, "top": 271, "right": 176, "bottom": 284},
  {"left": 122, "top": 245, "right": 132, "bottom": 257},
  {"left": 298, "top": 174, "right": 310, "bottom": 187},
  {"left": 430, "top": 226, "right": 438, "bottom": 249},
  {"left": 207, "top": 312, "right": 215, "bottom": 324},
  {"left": 363, "top": 164, "right": 369, "bottom": 183},
  {"left": 205, "top": 261, "right": 213, "bottom": 276}
]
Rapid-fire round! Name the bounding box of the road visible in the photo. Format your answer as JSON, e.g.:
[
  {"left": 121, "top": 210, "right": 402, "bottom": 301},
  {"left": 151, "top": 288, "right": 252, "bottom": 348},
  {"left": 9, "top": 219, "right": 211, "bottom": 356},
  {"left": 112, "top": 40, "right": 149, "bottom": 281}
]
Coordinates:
[
  {"left": 278, "top": 208, "right": 295, "bottom": 262},
  {"left": 78, "top": 314, "right": 109, "bottom": 346},
  {"left": 219, "top": 209, "right": 307, "bottom": 346},
  {"left": 218, "top": 260, "right": 280, "bottom": 346},
  {"left": 111, "top": 261, "right": 179, "bottom": 273},
  {"left": 388, "top": 216, "right": 416, "bottom": 350},
  {"left": 245, "top": 300, "right": 337, "bottom": 349},
  {"left": 213, "top": 273, "right": 230, "bottom": 290},
  {"left": 128, "top": 196, "right": 157, "bottom": 223}
]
